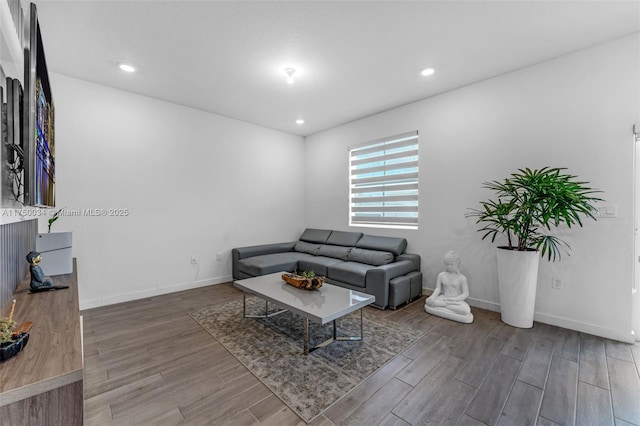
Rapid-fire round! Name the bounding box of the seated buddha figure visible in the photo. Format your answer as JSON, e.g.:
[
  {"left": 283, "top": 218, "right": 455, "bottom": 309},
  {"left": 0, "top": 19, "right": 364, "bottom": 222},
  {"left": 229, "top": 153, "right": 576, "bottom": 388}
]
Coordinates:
[
  {"left": 424, "top": 251, "right": 473, "bottom": 324},
  {"left": 26, "top": 251, "right": 68, "bottom": 292}
]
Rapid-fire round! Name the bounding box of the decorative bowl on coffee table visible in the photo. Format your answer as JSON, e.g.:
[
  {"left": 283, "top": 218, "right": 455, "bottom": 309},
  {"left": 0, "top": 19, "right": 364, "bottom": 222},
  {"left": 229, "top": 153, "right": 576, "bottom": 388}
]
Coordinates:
[{"left": 281, "top": 273, "right": 324, "bottom": 290}]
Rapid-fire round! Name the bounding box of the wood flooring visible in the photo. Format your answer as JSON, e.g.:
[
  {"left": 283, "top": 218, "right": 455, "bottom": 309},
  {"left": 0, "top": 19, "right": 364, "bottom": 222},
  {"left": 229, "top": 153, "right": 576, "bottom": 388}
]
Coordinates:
[{"left": 82, "top": 283, "right": 640, "bottom": 425}]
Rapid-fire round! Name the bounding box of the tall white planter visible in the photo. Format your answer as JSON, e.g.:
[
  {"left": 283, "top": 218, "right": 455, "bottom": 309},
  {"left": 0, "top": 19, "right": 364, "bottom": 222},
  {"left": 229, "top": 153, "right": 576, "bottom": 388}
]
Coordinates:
[{"left": 496, "top": 247, "right": 539, "bottom": 328}]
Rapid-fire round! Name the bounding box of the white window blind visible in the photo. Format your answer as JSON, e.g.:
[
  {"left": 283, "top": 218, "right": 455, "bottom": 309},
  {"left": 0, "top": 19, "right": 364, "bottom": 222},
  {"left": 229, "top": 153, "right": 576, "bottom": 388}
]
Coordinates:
[{"left": 349, "top": 131, "right": 419, "bottom": 228}]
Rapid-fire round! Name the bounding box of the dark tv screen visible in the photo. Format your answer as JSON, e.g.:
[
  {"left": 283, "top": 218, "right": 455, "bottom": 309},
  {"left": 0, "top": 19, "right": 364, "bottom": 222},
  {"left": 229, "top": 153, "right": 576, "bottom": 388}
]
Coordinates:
[
  {"left": 34, "top": 43, "right": 55, "bottom": 207},
  {"left": 24, "top": 3, "right": 55, "bottom": 207}
]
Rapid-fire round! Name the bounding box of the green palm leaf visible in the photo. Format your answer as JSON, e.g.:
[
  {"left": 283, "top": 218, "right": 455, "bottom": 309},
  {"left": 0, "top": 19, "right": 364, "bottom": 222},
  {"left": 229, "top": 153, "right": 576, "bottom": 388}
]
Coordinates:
[{"left": 466, "top": 167, "right": 603, "bottom": 261}]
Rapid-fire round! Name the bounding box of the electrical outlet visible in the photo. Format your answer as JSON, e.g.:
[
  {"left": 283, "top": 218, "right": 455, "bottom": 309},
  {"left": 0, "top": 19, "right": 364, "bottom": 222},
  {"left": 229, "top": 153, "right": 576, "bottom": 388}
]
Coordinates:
[
  {"left": 552, "top": 277, "right": 563, "bottom": 289},
  {"left": 191, "top": 255, "right": 197, "bottom": 264},
  {"left": 216, "top": 253, "right": 223, "bottom": 261},
  {"left": 596, "top": 204, "right": 618, "bottom": 218}
]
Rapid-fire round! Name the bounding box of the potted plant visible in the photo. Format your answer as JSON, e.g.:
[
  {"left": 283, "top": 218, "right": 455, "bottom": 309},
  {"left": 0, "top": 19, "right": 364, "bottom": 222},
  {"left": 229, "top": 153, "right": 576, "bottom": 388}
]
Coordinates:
[
  {"left": 0, "top": 317, "right": 16, "bottom": 346},
  {"left": 0, "top": 300, "right": 30, "bottom": 362},
  {"left": 36, "top": 208, "right": 73, "bottom": 275},
  {"left": 467, "top": 167, "right": 602, "bottom": 328},
  {"left": 47, "top": 208, "right": 63, "bottom": 233}
]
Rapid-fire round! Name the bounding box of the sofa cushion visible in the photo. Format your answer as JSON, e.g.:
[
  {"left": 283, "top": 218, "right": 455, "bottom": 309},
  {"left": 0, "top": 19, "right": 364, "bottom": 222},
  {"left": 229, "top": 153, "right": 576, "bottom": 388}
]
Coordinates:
[
  {"left": 298, "top": 256, "right": 344, "bottom": 277},
  {"left": 348, "top": 248, "right": 394, "bottom": 266},
  {"left": 294, "top": 241, "right": 321, "bottom": 256},
  {"left": 317, "top": 244, "right": 352, "bottom": 261},
  {"left": 356, "top": 235, "right": 407, "bottom": 256},
  {"left": 237, "top": 252, "right": 312, "bottom": 277},
  {"left": 327, "top": 262, "right": 375, "bottom": 288},
  {"left": 299, "top": 228, "right": 332, "bottom": 244},
  {"left": 326, "top": 231, "right": 363, "bottom": 247}
]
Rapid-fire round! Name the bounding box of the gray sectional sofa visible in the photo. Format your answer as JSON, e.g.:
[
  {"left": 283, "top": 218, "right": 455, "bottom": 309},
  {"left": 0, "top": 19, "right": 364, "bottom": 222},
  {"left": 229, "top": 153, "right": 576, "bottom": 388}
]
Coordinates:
[{"left": 232, "top": 228, "right": 422, "bottom": 309}]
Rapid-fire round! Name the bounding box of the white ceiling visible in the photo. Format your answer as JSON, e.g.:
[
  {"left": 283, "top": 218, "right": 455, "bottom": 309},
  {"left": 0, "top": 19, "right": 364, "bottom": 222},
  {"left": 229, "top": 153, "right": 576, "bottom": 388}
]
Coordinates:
[{"left": 32, "top": 1, "right": 640, "bottom": 136}]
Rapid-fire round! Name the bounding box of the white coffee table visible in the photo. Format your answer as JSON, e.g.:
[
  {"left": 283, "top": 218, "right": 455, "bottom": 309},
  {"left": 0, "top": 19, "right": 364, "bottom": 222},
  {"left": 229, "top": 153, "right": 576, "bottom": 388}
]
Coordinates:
[{"left": 234, "top": 272, "right": 376, "bottom": 354}]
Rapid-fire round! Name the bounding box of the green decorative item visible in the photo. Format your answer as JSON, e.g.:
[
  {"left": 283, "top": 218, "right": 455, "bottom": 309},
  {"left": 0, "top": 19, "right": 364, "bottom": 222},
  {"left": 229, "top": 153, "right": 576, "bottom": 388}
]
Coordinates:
[
  {"left": 0, "top": 299, "right": 30, "bottom": 362},
  {"left": 466, "top": 167, "right": 603, "bottom": 261},
  {"left": 467, "top": 167, "right": 603, "bottom": 328},
  {"left": 47, "top": 208, "right": 64, "bottom": 233},
  {"left": 0, "top": 317, "right": 16, "bottom": 345},
  {"left": 300, "top": 270, "right": 316, "bottom": 279}
]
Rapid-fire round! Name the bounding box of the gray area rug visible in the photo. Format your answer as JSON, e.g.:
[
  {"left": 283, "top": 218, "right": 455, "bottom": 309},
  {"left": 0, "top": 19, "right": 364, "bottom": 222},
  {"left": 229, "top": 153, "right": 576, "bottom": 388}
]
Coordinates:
[{"left": 190, "top": 296, "right": 424, "bottom": 423}]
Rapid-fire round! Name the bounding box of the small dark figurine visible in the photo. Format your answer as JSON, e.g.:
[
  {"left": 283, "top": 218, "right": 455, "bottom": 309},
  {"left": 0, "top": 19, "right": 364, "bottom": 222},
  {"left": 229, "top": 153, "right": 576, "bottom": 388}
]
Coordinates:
[{"left": 26, "top": 251, "right": 69, "bottom": 293}]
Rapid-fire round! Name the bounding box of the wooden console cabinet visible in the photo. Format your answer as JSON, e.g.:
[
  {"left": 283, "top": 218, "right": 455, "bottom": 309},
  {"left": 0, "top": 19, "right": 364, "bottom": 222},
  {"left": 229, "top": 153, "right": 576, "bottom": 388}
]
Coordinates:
[{"left": 0, "top": 260, "right": 83, "bottom": 425}]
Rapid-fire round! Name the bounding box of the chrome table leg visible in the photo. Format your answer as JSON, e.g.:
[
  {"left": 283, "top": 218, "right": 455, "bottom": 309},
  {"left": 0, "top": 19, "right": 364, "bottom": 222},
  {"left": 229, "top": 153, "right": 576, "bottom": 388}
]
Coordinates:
[{"left": 242, "top": 293, "right": 287, "bottom": 318}]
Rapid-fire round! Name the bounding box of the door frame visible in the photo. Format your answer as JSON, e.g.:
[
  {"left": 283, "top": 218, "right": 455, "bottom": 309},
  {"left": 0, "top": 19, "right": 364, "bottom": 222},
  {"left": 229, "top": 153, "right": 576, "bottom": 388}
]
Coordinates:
[{"left": 633, "top": 124, "right": 640, "bottom": 340}]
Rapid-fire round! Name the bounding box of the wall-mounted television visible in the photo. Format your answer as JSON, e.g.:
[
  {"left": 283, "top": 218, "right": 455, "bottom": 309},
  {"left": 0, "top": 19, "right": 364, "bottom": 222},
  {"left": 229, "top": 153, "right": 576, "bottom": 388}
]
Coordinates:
[{"left": 23, "top": 3, "right": 55, "bottom": 207}]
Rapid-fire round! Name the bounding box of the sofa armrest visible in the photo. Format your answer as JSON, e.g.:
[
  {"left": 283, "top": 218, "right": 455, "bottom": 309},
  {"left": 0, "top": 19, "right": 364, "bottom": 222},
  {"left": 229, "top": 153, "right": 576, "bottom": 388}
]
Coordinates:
[
  {"left": 232, "top": 242, "right": 297, "bottom": 279},
  {"left": 365, "top": 260, "right": 418, "bottom": 308},
  {"left": 396, "top": 253, "right": 421, "bottom": 271}
]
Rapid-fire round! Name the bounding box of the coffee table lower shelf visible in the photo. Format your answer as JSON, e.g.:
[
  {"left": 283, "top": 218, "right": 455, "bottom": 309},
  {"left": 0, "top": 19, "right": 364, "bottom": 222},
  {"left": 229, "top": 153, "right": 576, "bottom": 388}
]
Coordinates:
[
  {"left": 235, "top": 273, "right": 375, "bottom": 355},
  {"left": 242, "top": 293, "right": 364, "bottom": 354}
]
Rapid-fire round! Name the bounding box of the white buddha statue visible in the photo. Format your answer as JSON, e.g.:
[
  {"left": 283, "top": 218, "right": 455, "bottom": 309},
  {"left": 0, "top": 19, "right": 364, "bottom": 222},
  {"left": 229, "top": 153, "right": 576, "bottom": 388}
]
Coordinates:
[{"left": 424, "top": 251, "right": 474, "bottom": 324}]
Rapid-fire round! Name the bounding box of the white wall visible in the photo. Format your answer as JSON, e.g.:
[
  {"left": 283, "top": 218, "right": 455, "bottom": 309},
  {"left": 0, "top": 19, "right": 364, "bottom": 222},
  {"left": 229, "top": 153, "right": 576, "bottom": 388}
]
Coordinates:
[
  {"left": 305, "top": 34, "right": 640, "bottom": 342},
  {"left": 50, "top": 75, "right": 306, "bottom": 309}
]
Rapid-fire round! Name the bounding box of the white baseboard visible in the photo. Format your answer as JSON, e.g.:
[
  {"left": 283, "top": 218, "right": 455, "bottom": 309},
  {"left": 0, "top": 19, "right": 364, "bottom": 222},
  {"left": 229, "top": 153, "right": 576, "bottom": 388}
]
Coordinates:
[
  {"left": 79, "top": 275, "right": 233, "bottom": 311},
  {"left": 467, "top": 296, "right": 501, "bottom": 313},
  {"left": 532, "top": 312, "right": 635, "bottom": 344},
  {"left": 81, "top": 283, "right": 635, "bottom": 343},
  {"left": 422, "top": 287, "right": 635, "bottom": 343}
]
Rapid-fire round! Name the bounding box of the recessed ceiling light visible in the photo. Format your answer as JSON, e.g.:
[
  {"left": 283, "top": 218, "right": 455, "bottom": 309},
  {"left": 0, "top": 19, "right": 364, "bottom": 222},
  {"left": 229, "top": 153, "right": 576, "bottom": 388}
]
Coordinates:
[
  {"left": 285, "top": 68, "right": 297, "bottom": 84},
  {"left": 421, "top": 67, "right": 435, "bottom": 76},
  {"left": 296, "top": 119, "right": 304, "bottom": 125},
  {"left": 119, "top": 63, "right": 136, "bottom": 73}
]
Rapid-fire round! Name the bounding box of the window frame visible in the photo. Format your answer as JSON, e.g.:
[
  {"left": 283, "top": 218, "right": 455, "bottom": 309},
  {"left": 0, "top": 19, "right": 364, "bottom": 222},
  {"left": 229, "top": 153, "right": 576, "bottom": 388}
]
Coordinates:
[{"left": 348, "top": 131, "right": 419, "bottom": 229}]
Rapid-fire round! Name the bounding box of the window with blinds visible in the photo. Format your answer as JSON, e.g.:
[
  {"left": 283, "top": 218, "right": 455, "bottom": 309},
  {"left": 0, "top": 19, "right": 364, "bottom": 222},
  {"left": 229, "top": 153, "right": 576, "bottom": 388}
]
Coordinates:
[{"left": 349, "top": 131, "right": 419, "bottom": 228}]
